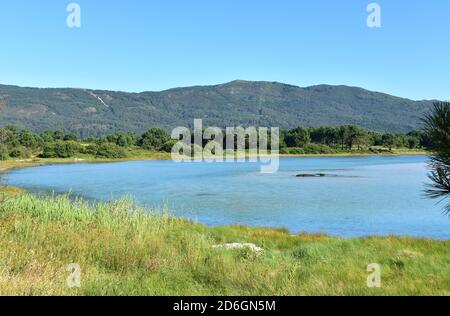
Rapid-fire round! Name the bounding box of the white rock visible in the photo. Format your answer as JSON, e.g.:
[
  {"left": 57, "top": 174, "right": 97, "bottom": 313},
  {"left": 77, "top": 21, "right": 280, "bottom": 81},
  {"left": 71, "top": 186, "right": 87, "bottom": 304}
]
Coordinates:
[{"left": 212, "top": 243, "right": 264, "bottom": 254}]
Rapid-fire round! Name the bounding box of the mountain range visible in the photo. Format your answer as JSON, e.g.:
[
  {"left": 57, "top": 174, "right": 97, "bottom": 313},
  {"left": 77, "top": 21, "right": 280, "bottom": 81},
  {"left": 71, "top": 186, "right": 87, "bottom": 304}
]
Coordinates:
[{"left": 0, "top": 80, "right": 435, "bottom": 137}]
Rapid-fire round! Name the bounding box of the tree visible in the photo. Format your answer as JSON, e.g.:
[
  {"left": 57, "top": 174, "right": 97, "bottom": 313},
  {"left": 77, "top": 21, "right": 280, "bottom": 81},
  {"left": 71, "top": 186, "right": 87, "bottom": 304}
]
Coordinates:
[
  {"left": 345, "top": 125, "right": 367, "bottom": 150},
  {"left": 309, "top": 127, "right": 327, "bottom": 144},
  {"left": 116, "top": 132, "right": 136, "bottom": 147},
  {"left": 1, "top": 126, "right": 19, "bottom": 147},
  {"left": 337, "top": 126, "right": 348, "bottom": 150},
  {"left": 64, "top": 133, "right": 78, "bottom": 142},
  {"left": 408, "top": 130, "right": 431, "bottom": 149},
  {"left": 326, "top": 127, "right": 339, "bottom": 148},
  {"left": 406, "top": 136, "right": 419, "bottom": 149},
  {"left": 423, "top": 102, "right": 450, "bottom": 214},
  {"left": 139, "top": 128, "right": 171, "bottom": 151},
  {"left": 40, "top": 130, "right": 55, "bottom": 143},
  {"left": 354, "top": 129, "right": 369, "bottom": 150},
  {"left": 370, "top": 132, "right": 383, "bottom": 146},
  {"left": 0, "top": 128, "right": 10, "bottom": 144},
  {"left": 382, "top": 133, "right": 395, "bottom": 151},
  {"left": 18, "top": 130, "right": 38, "bottom": 149},
  {"left": 284, "top": 127, "right": 310, "bottom": 148}
]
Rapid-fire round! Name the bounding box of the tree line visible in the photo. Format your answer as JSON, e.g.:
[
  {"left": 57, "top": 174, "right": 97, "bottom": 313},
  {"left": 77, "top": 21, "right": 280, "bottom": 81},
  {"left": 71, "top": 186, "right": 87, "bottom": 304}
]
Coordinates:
[
  {"left": 0, "top": 127, "right": 172, "bottom": 160},
  {"left": 0, "top": 124, "right": 429, "bottom": 160},
  {"left": 281, "top": 125, "right": 430, "bottom": 154}
]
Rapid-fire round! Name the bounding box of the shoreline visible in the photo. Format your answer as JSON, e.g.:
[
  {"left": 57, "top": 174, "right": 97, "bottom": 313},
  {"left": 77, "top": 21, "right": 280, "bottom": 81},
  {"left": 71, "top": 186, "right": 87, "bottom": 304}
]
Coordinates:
[{"left": 0, "top": 150, "right": 428, "bottom": 174}]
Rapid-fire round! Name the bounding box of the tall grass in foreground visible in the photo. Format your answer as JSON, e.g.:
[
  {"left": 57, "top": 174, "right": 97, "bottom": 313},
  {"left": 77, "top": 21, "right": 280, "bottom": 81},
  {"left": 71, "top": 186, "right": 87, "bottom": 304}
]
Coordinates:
[{"left": 0, "top": 192, "right": 449, "bottom": 296}]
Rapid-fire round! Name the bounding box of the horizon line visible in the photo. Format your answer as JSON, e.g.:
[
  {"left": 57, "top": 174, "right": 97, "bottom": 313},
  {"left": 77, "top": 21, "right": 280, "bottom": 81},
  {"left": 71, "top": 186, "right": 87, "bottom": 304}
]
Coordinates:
[{"left": 0, "top": 79, "right": 440, "bottom": 102}]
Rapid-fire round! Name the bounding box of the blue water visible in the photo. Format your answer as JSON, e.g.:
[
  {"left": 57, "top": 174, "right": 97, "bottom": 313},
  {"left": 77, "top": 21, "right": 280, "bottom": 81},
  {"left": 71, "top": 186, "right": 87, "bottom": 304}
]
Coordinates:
[{"left": 2, "top": 156, "right": 449, "bottom": 239}]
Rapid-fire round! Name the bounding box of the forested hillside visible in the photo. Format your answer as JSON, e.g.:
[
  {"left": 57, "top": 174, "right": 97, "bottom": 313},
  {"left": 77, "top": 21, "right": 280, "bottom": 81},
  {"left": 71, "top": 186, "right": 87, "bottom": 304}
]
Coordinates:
[{"left": 0, "top": 81, "right": 434, "bottom": 137}]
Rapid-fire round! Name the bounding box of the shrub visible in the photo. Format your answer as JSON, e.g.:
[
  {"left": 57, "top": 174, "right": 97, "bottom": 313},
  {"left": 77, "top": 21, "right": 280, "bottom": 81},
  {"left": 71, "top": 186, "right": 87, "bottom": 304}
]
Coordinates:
[
  {"left": 83, "top": 144, "right": 99, "bottom": 155},
  {"left": 41, "top": 141, "right": 83, "bottom": 158},
  {"left": 160, "top": 140, "right": 177, "bottom": 153},
  {"left": 40, "top": 143, "right": 57, "bottom": 158},
  {"left": 95, "top": 143, "right": 127, "bottom": 159},
  {"left": 139, "top": 128, "right": 171, "bottom": 151},
  {"left": 284, "top": 144, "right": 335, "bottom": 155},
  {"left": 302, "top": 143, "right": 336, "bottom": 154},
  {"left": 9, "top": 146, "right": 30, "bottom": 159}
]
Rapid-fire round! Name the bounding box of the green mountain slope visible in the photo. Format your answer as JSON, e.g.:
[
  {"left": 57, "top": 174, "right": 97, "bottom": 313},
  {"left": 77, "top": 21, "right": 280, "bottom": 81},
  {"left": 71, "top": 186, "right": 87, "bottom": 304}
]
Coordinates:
[{"left": 0, "top": 80, "right": 434, "bottom": 137}]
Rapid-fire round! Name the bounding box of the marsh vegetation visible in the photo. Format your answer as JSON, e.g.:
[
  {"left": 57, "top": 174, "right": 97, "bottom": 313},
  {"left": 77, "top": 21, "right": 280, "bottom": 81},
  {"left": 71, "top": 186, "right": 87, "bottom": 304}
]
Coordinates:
[{"left": 0, "top": 191, "right": 449, "bottom": 296}]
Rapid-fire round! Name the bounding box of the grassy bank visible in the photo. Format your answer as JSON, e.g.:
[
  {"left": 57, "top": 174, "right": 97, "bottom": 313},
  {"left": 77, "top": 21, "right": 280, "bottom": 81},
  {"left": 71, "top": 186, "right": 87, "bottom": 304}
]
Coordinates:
[
  {"left": 0, "top": 150, "right": 171, "bottom": 172},
  {"left": 0, "top": 189, "right": 448, "bottom": 296}
]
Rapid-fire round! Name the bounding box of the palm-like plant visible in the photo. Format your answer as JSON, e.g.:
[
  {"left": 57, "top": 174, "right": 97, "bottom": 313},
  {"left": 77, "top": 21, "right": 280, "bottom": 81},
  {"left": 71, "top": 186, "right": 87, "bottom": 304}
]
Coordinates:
[{"left": 422, "top": 102, "right": 450, "bottom": 214}]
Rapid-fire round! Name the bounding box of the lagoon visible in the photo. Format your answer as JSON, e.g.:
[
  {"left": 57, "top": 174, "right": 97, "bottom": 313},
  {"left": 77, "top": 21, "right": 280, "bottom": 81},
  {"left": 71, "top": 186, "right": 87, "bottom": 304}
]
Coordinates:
[{"left": 2, "top": 155, "right": 449, "bottom": 239}]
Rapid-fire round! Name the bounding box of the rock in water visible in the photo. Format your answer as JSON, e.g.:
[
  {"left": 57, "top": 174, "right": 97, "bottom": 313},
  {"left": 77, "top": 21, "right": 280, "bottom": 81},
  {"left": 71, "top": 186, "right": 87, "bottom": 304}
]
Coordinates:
[{"left": 296, "top": 173, "right": 326, "bottom": 178}]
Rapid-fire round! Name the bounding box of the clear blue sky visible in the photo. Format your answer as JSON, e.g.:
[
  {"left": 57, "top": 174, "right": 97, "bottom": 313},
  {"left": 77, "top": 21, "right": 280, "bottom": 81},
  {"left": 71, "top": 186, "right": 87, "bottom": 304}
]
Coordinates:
[{"left": 0, "top": 0, "right": 449, "bottom": 100}]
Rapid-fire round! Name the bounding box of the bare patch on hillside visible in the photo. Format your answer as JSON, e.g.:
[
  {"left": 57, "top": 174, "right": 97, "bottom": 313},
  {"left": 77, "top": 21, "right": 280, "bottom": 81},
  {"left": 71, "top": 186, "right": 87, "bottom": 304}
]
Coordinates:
[
  {"left": 54, "top": 92, "right": 72, "bottom": 101},
  {"left": 83, "top": 107, "right": 97, "bottom": 113},
  {"left": 103, "top": 94, "right": 113, "bottom": 103},
  {"left": 12, "top": 104, "right": 48, "bottom": 118}
]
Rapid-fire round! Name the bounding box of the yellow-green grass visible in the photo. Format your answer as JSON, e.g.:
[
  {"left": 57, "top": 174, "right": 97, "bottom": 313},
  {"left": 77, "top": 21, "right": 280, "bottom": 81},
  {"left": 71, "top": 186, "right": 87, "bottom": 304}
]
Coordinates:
[
  {"left": 0, "top": 189, "right": 448, "bottom": 296},
  {"left": 0, "top": 150, "right": 171, "bottom": 173}
]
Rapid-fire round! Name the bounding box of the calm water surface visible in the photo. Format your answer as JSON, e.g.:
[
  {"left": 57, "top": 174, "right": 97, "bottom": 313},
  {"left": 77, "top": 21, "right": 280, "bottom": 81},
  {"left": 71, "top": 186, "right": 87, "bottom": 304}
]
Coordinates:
[{"left": 2, "top": 156, "right": 449, "bottom": 239}]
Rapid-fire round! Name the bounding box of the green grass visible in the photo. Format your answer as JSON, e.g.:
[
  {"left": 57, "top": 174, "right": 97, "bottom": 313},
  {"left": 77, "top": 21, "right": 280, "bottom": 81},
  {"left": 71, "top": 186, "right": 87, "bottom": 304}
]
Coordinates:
[{"left": 0, "top": 190, "right": 448, "bottom": 296}]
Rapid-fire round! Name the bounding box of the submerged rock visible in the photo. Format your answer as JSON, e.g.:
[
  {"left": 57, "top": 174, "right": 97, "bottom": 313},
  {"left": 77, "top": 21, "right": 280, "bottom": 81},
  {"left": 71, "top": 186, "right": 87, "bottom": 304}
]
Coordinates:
[{"left": 296, "top": 173, "right": 326, "bottom": 178}]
